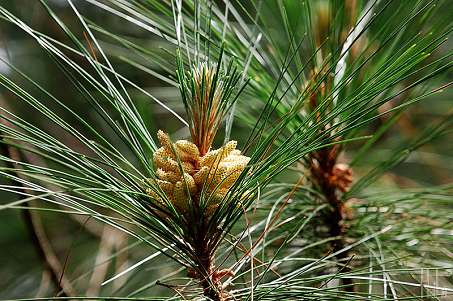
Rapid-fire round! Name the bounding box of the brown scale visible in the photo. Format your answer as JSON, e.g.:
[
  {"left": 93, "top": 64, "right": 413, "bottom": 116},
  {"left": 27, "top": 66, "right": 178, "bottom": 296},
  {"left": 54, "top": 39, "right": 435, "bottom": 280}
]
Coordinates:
[{"left": 329, "top": 163, "right": 354, "bottom": 193}]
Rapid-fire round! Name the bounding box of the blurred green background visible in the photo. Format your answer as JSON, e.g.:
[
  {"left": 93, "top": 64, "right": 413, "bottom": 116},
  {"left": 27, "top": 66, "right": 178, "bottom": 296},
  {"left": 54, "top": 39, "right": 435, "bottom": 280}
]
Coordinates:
[{"left": 0, "top": 0, "right": 452, "bottom": 299}]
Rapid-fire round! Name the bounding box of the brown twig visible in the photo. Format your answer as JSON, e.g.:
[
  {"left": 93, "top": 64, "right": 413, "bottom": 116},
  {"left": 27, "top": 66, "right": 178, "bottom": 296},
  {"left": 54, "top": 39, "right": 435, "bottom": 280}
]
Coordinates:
[
  {"left": 309, "top": 144, "right": 356, "bottom": 292},
  {"left": 0, "top": 137, "right": 75, "bottom": 297},
  {"left": 0, "top": 92, "right": 75, "bottom": 296},
  {"left": 55, "top": 208, "right": 99, "bottom": 298},
  {"left": 156, "top": 280, "right": 187, "bottom": 300}
]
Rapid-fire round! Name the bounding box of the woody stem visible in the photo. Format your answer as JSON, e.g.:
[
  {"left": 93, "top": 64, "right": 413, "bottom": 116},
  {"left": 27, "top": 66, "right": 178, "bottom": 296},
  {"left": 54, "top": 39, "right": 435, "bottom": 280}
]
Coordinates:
[{"left": 310, "top": 146, "right": 355, "bottom": 292}]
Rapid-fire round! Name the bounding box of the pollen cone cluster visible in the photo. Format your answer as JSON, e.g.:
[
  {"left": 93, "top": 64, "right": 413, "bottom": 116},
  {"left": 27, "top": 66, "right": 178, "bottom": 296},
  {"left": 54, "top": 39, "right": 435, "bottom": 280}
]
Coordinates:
[{"left": 146, "top": 130, "right": 250, "bottom": 219}]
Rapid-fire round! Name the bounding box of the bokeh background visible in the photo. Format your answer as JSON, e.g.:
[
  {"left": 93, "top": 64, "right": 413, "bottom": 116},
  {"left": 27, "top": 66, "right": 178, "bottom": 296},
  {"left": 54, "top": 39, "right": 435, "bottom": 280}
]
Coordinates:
[{"left": 1, "top": 0, "right": 452, "bottom": 299}]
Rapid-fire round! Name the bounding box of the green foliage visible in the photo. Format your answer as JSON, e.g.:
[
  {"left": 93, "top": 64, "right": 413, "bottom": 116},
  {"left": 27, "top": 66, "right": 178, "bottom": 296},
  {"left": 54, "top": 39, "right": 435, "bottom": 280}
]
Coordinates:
[{"left": 0, "top": 0, "right": 452, "bottom": 300}]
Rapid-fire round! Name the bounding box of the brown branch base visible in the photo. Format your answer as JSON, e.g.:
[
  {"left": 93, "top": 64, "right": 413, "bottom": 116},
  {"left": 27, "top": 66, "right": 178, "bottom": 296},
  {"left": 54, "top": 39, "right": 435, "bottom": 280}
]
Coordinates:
[
  {"left": 186, "top": 225, "right": 228, "bottom": 300},
  {"left": 187, "top": 257, "right": 225, "bottom": 300},
  {"left": 310, "top": 146, "right": 356, "bottom": 292}
]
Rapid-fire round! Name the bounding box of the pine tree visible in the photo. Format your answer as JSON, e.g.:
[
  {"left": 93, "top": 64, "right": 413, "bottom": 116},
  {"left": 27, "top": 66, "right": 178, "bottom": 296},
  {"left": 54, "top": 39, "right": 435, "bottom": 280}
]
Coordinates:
[{"left": 0, "top": 0, "right": 452, "bottom": 300}]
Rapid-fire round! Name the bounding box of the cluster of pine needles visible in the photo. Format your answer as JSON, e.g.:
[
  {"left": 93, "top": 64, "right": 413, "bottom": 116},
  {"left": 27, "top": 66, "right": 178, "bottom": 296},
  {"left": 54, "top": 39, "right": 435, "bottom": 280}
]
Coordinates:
[{"left": 0, "top": 0, "right": 452, "bottom": 300}]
